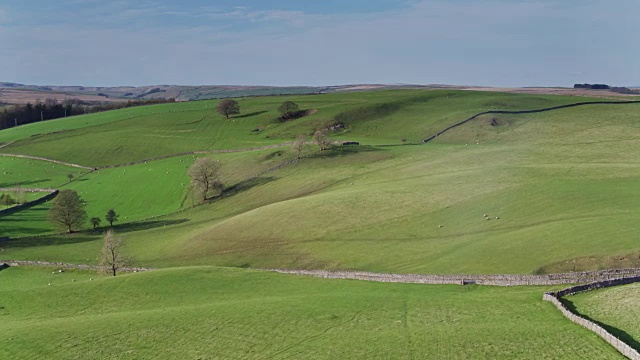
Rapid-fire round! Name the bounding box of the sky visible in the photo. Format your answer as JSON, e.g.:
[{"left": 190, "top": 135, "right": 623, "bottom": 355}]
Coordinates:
[{"left": 1, "top": 0, "right": 638, "bottom": 87}]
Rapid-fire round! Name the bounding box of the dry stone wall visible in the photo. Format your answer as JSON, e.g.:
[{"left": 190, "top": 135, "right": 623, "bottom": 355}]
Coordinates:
[
  {"left": 269, "top": 268, "right": 640, "bottom": 286},
  {"left": 0, "top": 189, "right": 58, "bottom": 217},
  {"left": 544, "top": 277, "right": 640, "bottom": 359}
]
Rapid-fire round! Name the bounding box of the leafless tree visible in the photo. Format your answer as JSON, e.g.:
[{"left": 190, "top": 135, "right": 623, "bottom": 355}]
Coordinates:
[
  {"left": 313, "top": 128, "right": 331, "bottom": 151},
  {"left": 188, "top": 157, "right": 224, "bottom": 203},
  {"left": 292, "top": 134, "right": 306, "bottom": 159},
  {"left": 99, "top": 229, "right": 127, "bottom": 276}
]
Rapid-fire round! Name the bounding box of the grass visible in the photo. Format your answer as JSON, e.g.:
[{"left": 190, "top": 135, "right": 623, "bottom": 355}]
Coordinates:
[
  {"left": 0, "top": 266, "right": 623, "bottom": 359},
  {"left": 0, "top": 90, "right": 599, "bottom": 167},
  {"left": 568, "top": 282, "right": 640, "bottom": 351},
  {"left": 2, "top": 98, "right": 640, "bottom": 274}
]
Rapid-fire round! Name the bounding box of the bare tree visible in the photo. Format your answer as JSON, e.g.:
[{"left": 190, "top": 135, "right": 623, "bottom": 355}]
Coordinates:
[
  {"left": 292, "top": 134, "right": 306, "bottom": 159},
  {"left": 188, "top": 157, "right": 224, "bottom": 203},
  {"left": 49, "top": 189, "right": 87, "bottom": 233},
  {"left": 313, "top": 128, "right": 331, "bottom": 151},
  {"left": 99, "top": 229, "right": 127, "bottom": 276},
  {"left": 217, "top": 99, "right": 240, "bottom": 119}
]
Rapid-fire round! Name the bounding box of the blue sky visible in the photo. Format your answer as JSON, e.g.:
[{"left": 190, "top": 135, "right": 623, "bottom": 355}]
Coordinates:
[{"left": 1, "top": 0, "right": 638, "bottom": 87}]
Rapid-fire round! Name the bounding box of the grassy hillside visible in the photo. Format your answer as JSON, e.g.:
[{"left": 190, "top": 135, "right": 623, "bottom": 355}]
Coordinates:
[
  {"left": 0, "top": 90, "right": 595, "bottom": 166},
  {"left": 2, "top": 90, "right": 639, "bottom": 275},
  {"left": 0, "top": 266, "right": 622, "bottom": 359}
]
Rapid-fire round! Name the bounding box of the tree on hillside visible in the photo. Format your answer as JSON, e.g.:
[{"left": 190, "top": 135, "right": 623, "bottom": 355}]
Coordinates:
[
  {"left": 188, "top": 157, "right": 224, "bottom": 203},
  {"left": 49, "top": 189, "right": 87, "bottom": 233},
  {"left": 99, "top": 229, "right": 127, "bottom": 277},
  {"left": 105, "top": 209, "right": 119, "bottom": 227},
  {"left": 313, "top": 128, "right": 331, "bottom": 151},
  {"left": 292, "top": 134, "right": 306, "bottom": 159},
  {"left": 1, "top": 194, "right": 15, "bottom": 208},
  {"left": 91, "top": 217, "right": 101, "bottom": 229},
  {"left": 217, "top": 99, "right": 240, "bottom": 119},
  {"left": 67, "top": 173, "right": 74, "bottom": 182},
  {"left": 278, "top": 101, "right": 300, "bottom": 120}
]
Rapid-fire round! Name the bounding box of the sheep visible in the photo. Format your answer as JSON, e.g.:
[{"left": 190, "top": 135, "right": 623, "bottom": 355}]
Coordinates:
[
  {"left": 495, "top": 216, "right": 500, "bottom": 220},
  {"left": 438, "top": 225, "right": 443, "bottom": 228}
]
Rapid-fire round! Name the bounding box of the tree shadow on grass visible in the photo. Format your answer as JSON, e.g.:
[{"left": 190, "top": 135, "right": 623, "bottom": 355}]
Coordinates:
[
  {"left": 0, "top": 179, "right": 52, "bottom": 188},
  {"left": 110, "top": 219, "right": 190, "bottom": 233},
  {"left": 561, "top": 297, "right": 640, "bottom": 351},
  {"left": 308, "top": 145, "right": 385, "bottom": 159},
  {"left": 0, "top": 219, "right": 190, "bottom": 248},
  {"left": 222, "top": 176, "right": 277, "bottom": 197},
  {"left": 234, "top": 111, "right": 268, "bottom": 119}
]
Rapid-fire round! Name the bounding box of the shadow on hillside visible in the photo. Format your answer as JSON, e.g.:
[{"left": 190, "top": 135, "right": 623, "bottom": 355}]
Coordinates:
[
  {"left": 223, "top": 176, "right": 277, "bottom": 197},
  {"left": 0, "top": 219, "right": 190, "bottom": 249},
  {"left": 1, "top": 233, "right": 99, "bottom": 249},
  {"left": 0, "top": 179, "right": 52, "bottom": 188},
  {"left": 309, "top": 145, "right": 385, "bottom": 159},
  {"left": 110, "top": 219, "right": 190, "bottom": 233},
  {"left": 234, "top": 111, "right": 268, "bottom": 119},
  {"left": 561, "top": 297, "right": 640, "bottom": 351}
]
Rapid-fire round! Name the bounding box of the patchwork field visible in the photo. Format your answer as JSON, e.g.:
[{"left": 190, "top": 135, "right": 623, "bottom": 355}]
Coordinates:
[{"left": 0, "top": 266, "right": 623, "bottom": 359}]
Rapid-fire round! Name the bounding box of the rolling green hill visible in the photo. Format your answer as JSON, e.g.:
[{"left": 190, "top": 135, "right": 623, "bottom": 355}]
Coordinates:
[
  {"left": 2, "top": 89, "right": 640, "bottom": 358},
  {"left": 1, "top": 90, "right": 639, "bottom": 275}
]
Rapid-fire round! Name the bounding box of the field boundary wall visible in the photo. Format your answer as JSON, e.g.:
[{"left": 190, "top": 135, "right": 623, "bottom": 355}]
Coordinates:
[
  {"left": 268, "top": 268, "right": 640, "bottom": 286},
  {"left": 0, "top": 259, "right": 153, "bottom": 273},
  {"left": 0, "top": 188, "right": 58, "bottom": 217},
  {"left": 544, "top": 277, "right": 640, "bottom": 359},
  {"left": 423, "top": 100, "right": 640, "bottom": 143}
]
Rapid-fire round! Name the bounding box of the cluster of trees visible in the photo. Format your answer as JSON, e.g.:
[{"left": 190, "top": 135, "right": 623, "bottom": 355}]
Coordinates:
[
  {"left": 0, "top": 97, "right": 175, "bottom": 130},
  {"left": 574, "top": 83, "right": 610, "bottom": 90},
  {"left": 215, "top": 99, "right": 307, "bottom": 122},
  {"left": 48, "top": 190, "right": 127, "bottom": 276},
  {"left": 48, "top": 190, "right": 119, "bottom": 233},
  {"left": 0, "top": 188, "right": 26, "bottom": 208}
]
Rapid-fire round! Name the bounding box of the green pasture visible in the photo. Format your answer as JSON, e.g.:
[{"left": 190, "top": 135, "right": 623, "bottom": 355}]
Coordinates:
[
  {"left": 569, "top": 282, "right": 640, "bottom": 351},
  {"left": 0, "top": 90, "right": 599, "bottom": 166},
  {"left": 0, "top": 147, "right": 298, "bottom": 239},
  {"left": 0, "top": 266, "right": 622, "bottom": 359},
  {"left": 1, "top": 101, "right": 640, "bottom": 274}
]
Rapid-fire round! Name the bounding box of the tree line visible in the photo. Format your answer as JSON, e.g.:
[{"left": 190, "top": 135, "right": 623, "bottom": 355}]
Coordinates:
[{"left": 0, "top": 97, "right": 176, "bottom": 130}]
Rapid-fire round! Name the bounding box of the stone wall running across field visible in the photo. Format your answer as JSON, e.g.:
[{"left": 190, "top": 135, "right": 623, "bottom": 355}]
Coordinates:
[
  {"left": 544, "top": 277, "right": 640, "bottom": 359},
  {"left": 268, "top": 268, "right": 640, "bottom": 286},
  {"left": 422, "top": 100, "right": 640, "bottom": 143},
  {"left": 0, "top": 188, "right": 58, "bottom": 217},
  {"left": 0, "top": 260, "right": 153, "bottom": 273}
]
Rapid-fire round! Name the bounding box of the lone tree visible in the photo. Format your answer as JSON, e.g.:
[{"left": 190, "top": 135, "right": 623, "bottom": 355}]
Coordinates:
[
  {"left": 188, "top": 157, "right": 224, "bottom": 203},
  {"left": 91, "top": 217, "right": 101, "bottom": 229},
  {"left": 49, "top": 189, "right": 87, "bottom": 233},
  {"left": 278, "top": 101, "right": 300, "bottom": 120},
  {"left": 292, "top": 134, "right": 306, "bottom": 159},
  {"left": 313, "top": 128, "right": 331, "bottom": 151},
  {"left": 105, "top": 209, "right": 119, "bottom": 227},
  {"left": 1, "top": 194, "right": 15, "bottom": 208},
  {"left": 217, "top": 99, "right": 240, "bottom": 119},
  {"left": 99, "top": 229, "right": 127, "bottom": 277},
  {"left": 67, "top": 173, "right": 74, "bottom": 182}
]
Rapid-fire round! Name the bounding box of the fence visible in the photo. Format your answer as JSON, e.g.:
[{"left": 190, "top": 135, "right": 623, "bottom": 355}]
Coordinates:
[{"left": 544, "top": 277, "right": 640, "bottom": 359}]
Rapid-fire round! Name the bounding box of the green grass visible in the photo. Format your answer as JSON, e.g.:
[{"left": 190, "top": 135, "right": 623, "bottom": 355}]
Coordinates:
[
  {"left": 2, "top": 99, "right": 640, "bottom": 274},
  {"left": 0, "top": 90, "right": 599, "bottom": 166},
  {"left": 0, "top": 266, "right": 622, "bottom": 359},
  {"left": 568, "top": 282, "right": 640, "bottom": 351}
]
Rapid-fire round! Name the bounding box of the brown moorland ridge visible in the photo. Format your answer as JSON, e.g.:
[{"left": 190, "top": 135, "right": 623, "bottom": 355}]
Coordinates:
[{"left": 3, "top": 81, "right": 639, "bottom": 106}]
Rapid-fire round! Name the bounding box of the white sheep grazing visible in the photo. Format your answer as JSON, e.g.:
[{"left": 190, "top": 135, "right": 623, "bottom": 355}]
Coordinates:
[
  {"left": 438, "top": 225, "right": 443, "bottom": 228},
  {"left": 495, "top": 216, "right": 500, "bottom": 220}
]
